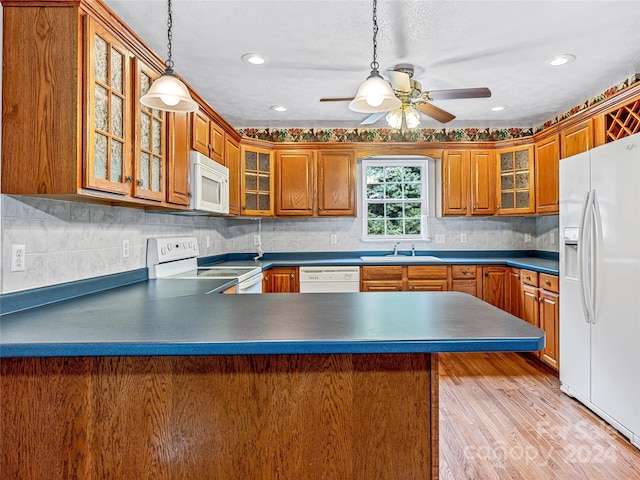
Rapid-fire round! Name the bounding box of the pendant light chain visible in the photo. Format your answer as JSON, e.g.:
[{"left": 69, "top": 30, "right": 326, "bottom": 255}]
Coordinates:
[
  {"left": 166, "top": 0, "right": 174, "bottom": 70},
  {"left": 370, "top": 0, "right": 379, "bottom": 72}
]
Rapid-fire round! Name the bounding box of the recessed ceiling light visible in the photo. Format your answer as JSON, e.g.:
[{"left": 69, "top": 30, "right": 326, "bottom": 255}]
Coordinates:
[
  {"left": 241, "top": 53, "right": 270, "bottom": 65},
  {"left": 491, "top": 106, "right": 506, "bottom": 112},
  {"left": 548, "top": 54, "right": 576, "bottom": 67},
  {"left": 270, "top": 105, "right": 287, "bottom": 112}
]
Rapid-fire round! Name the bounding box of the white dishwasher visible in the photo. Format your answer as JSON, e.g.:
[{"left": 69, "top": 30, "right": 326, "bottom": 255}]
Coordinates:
[{"left": 299, "top": 266, "right": 360, "bottom": 293}]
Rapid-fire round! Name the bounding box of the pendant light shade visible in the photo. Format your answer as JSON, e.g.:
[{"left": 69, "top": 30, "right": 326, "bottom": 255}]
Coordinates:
[
  {"left": 349, "top": 71, "right": 401, "bottom": 113},
  {"left": 140, "top": 68, "right": 198, "bottom": 112},
  {"left": 349, "top": 0, "right": 400, "bottom": 114},
  {"left": 140, "top": 0, "right": 198, "bottom": 113}
]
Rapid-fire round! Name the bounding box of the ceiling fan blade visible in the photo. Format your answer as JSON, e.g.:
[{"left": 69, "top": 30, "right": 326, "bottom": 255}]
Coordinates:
[
  {"left": 428, "top": 87, "right": 491, "bottom": 101},
  {"left": 416, "top": 103, "right": 456, "bottom": 123},
  {"left": 360, "top": 112, "right": 386, "bottom": 125},
  {"left": 319, "top": 97, "right": 354, "bottom": 102},
  {"left": 387, "top": 70, "right": 411, "bottom": 92}
]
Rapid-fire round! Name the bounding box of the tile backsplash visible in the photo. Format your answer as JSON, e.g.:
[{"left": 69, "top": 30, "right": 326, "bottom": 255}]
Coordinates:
[{"left": 0, "top": 195, "right": 558, "bottom": 294}]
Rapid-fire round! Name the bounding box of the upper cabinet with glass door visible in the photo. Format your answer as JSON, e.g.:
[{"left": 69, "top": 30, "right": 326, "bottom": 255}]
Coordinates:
[
  {"left": 85, "top": 18, "right": 132, "bottom": 195},
  {"left": 134, "top": 60, "right": 166, "bottom": 202},
  {"left": 496, "top": 145, "right": 535, "bottom": 215}
]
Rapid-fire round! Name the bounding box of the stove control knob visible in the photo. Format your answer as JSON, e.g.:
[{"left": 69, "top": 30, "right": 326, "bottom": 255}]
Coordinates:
[{"left": 161, "top": 247, "right": 166, "bottom": 255}]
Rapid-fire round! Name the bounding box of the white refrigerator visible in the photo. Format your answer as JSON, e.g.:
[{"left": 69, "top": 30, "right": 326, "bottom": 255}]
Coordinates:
[{"left": 560, "top": 132, "right": 640, "bottom": 449}]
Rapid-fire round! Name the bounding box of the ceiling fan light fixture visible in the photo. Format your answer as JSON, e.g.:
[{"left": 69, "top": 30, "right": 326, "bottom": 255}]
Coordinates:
[
  {"left": 140, "top": 0, "right": 198, "bottom": 113},
  {"left": 385, "top": 108, "right": 403, "bottom": 129},
  {"left": 404, "top": 105, "right": 420, "bottom": 129},
  {"left": 349, "top": 71, "right": 401, "bottom": 113},
  {"left": 349, "top": 0, "right": 401, "bottom": 114}
]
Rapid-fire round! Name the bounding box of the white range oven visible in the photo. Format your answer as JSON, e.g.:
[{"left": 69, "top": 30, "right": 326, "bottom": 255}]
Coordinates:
[{"left": 146, "top": 236, "right": 263, "bottom": 294}]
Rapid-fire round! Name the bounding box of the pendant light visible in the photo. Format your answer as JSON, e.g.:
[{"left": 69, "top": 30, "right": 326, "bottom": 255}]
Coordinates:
[
  {"left": 140, "top": 0, "right": 198, "bottom": 112},
  {"left": 348, "top": 0, "right": 401, "bottom": 114}
]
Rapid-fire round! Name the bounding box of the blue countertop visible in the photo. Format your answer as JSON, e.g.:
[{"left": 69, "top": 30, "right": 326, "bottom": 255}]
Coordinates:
[
  {"left": 0, "top": 250, "right": 553, "bottom": 358},
  {"left": 0, "top": 290, "right": 543, "bottom": 357}
]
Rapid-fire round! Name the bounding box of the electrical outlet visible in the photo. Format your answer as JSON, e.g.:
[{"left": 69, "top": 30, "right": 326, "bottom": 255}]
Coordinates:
[
  {"left": 122, "top": 239, "right": 130, "bottom": 259},
  {"left": 435, "top": 234, "right": 446, "bottom": 244},
  {"left": 253, "top": 235, "right": 261, "bottom": 246},
  {"left": 460, "top": 233, "right": 467, "bottom": 244},
  {"left": 11, "top": 244, "right": 26, "bottom": 272},
  {"left": 550, "top": 233, "right": 555, "bottom": 245},
  {"left": 524, "top": 233, "right": 532, "bottom": 243},
  {"left": 330, "top": 234, "right": 337, "bottom": 245},
  {"left": 206, "top": 236, "right": 211, "bottom": 248}
]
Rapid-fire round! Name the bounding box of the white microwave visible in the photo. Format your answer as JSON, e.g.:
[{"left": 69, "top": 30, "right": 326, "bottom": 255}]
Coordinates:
[{"left": 190, "top": 151, "right": 229, "bottom": 215}]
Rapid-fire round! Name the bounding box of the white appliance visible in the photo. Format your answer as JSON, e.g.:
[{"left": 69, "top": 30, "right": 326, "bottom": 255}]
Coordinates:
[
  {"left": 146, "top": 237, "right": 263, "bottom": 293},
  {"left": 559, "top": 132, "right": 640, "bottom": 449},
  {"left": 189, "top": 152, "right": 229, "bottom": 215},
  {"left": 299, "top": 266, "right": 360, "bottom": 293}
]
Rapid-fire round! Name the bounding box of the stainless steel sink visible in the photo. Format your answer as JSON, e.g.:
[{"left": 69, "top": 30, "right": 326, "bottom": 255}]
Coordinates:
[{"left": 360, "top": 255, "right": 443, "bottom": 263}]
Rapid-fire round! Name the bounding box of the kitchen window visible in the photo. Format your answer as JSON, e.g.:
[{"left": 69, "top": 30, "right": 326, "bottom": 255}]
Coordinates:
[{"left": 361, "top": 157, "right": 432, "bottom": 240}]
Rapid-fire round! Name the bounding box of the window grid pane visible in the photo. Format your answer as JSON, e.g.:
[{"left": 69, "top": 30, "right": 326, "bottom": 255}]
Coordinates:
[{"left": 364, "top": 163, "right": 426, "bottom": 238}]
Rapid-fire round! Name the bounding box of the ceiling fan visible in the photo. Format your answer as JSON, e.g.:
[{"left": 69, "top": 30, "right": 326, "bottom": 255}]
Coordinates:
[{"left": 320, "top": 64, "right": 491, "bottom": 127}]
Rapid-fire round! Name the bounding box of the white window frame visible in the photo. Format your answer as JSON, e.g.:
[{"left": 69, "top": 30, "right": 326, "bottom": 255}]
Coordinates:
[{"left": 361, "top": 157, "right": 432, "bottom": 241}]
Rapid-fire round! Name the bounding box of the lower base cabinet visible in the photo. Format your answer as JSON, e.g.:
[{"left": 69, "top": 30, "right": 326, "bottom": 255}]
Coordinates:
[
  {"left": 360, "top": 266, "right": 448, "bottom": 292},
  {"left": 263, "top": 267, "right": 299, "bottom": 293},
  {"left": 450, "top": 266, "right": 481, "bottom": 298}
]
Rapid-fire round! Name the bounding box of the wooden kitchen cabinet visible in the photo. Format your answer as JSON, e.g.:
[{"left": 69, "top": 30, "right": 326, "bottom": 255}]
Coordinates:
[
  {"left": 191, "top": 110, "right": 225, "bottom": 165},
  {"left": 241, "top": 144, "right": 274, "bottom": 216},
  {"left": 505, "top": 267, "right": 523, "bottom": 318},
  {"left": 560, "top": 118, "right": 594, "bottom": 159},
  {"left": 482, "top": 266, "right": 508, "bottom": 310},
  {"left": 275, "top": 148, "right": 356, "bottom": 217},
  {"left": 407, "top": 265, "right": 449, "bottom": 292},
  {"left": 361, "top": 266, "right": 404, "bottom": 292},
  {"left": 443, "top": 150, "right": 495, "bottom": 216},
  {"left": 225, "top": 136, "right": 241, "bottom": 215},
  {"left": 133, "top": 59, "right": 166, "bottom": 202},
  {"left": 263, "top": 267, "right": 300, "bottom": 293},
  {"left": 166, "top": 112, "right": 191, "bottom": 206},
  {"left": 534, "top": 134, "right": 559, "bottom": 214},
  {"left": 496, "top": 145, "right": 535, "bottom": 215},
  {"left": 450, "top": 266, "right": 482, "bottom": 298}
]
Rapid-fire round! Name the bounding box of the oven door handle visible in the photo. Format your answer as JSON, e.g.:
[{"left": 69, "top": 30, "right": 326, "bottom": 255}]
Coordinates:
[{"left": 238, "top": 273, "right": 264, "bottom": 290}]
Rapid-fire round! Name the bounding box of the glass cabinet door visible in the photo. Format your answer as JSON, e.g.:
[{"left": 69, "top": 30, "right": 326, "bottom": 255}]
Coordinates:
[
  {"left": 241, "top": 146, "right": 273, "bottom": 216},
  {"left": 496, "top": 145, "right": 535, "bottom": 214},
  {"left": 85, "top": 18, "right": 131, "bottom": 194},
  {"left": 134, "top": 60, "right": 165, "bottom": 202}
]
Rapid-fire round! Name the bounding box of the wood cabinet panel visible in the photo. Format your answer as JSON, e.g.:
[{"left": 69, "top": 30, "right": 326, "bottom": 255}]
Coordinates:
[
  {"left": 275, "top": 150, "right": 314, "bottom": 215},
  {"left": 361, "top": 266, "right": 403, "bottom": 281},
  {"left": 408, "top": 280, "right": 448, "bottom": 292},
  {"left": 482, "top": 266, "right": 508, "bottom": 310},
  {"left": 451, "top": 266, "right": 481, "bottom": 298},
  {"left": 1, "top": 354, "right": 438, "bottom": 479},
  {"left": 361, "top": 281, "right": 404, "bottom": 292},
  {"left": 534, "top": 135, "right": 559, "bottom": 214},
  {"left": 520, "top": 269, "right": 539, "bottom": 287},
  {"left": 264, "top": 267, "right": 299, "bottom": 293},
  {"left": 506, "top": 268, "right": 523, "bottom": 319},
  {"left": 443, "top": 151, "right": 469, "bottom": 215},
  {"left": 407, "top": 265, "right": 448, "bottom": 280},
  {"left": 317, "top": 149, "right": 356, "bottom": 216},
  {"left": 166, "top": 112, "right": 191, "bottom": 206},
  {"left": 470, "top": 150, "right": 496, "bottom": 215},
  {"left": 225, "top": 136, "right": 241, "bottom": 215},
  {"left": 561, "top": 119, "right": 593, "bottom": 159},
  {"left": 539, "top": 290, "right": 559, "bottom": 369},
  {"left": 191, "top": 111, "right": 225, "bottom": 165},
  {"left": 521, "top": 284, "right": 540, "bottom": 328}
]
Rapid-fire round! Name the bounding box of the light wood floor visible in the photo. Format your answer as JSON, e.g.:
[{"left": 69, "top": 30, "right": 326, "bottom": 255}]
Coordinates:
[{"left": 439, "top": 352, "right": 640, "bottom": 480}]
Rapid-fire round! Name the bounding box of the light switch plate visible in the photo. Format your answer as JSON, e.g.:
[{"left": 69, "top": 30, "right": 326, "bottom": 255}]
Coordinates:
[{"left": 435, "top": 234, "right": 446, "bottom": 244}]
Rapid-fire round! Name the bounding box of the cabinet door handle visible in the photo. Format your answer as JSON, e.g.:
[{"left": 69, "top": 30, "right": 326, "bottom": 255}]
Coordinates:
[
  {"left": 462, "top": 205, "right": 467, "bottom": 210},
  {"left": 462, "top": 269, "right": 468, "bottom": 274},
  {"left": 308, "top": 207, "right": 312, "bottom": 211},
  {"left": 473, "top": 205, "right": 477, "bottom": 210},
  {"left": 526, "top": 275, "right": 531, "bottom": 280},
  {"left": 485, "top": 272, "right": 489, "bottom": 277},
  {"left": 290, "top": 274, "right": 295, "bottom": 279},
  {"left": 136, "top": 180, "right": 143, "bottom": 186},
  {"left": 125, "top": 176, "right": 133, "bottom": 183},
  {"left": 398, "top": 287, "right": 402, "bottom": 291},
  {"left": 516, "top": 274, "right": 520, "bottom": 279},
  {"left": 545, "top": 280, "right": 551, "bottom": 286},
  {"left": 409, "top": 286, "right": 414, "bottom": 291},
  {"left": 188, "top": 192, "right": 193, "bottom": 198},
  {"left": 496, "top": 205, "right": 501, "bottom": 210},
  {"left": 539, "top": 297, "right": 543, "bottom": 303}
]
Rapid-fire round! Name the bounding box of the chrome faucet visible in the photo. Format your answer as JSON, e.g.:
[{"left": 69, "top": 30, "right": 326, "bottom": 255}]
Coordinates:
[
  {"left": 411, "top": 244, "right": 416, "bottom": 256},
  {"left": 392, "top": 242, "right": 400, "bottom": 256}
]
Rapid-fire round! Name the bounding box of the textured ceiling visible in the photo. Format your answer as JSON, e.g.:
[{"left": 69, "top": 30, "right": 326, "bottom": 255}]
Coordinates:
[{"left": 104, "top": 0, "right": 640, "bottom": 129}]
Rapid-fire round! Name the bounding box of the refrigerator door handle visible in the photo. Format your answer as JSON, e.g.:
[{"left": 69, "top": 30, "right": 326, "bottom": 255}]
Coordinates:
[
  {"left": 591, "top": 189, "right": 604, "bottom": 323},
  {"left": 577, "top": 190, "right": 594, "bottom": 323}
]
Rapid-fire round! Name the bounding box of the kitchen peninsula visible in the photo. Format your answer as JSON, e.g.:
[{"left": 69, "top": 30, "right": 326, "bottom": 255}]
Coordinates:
[{"left": 1, "top": 282, "right": 543, "bottom": 479}]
